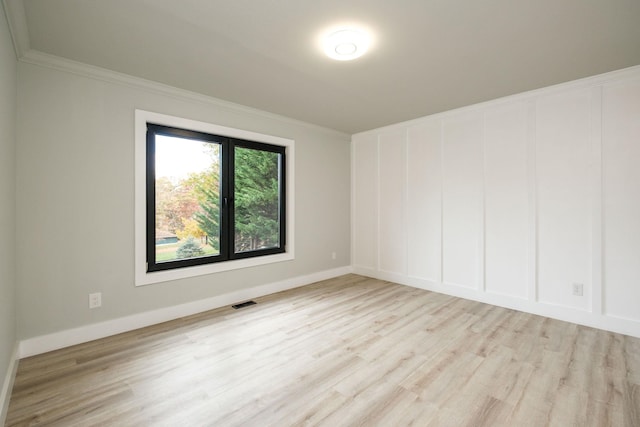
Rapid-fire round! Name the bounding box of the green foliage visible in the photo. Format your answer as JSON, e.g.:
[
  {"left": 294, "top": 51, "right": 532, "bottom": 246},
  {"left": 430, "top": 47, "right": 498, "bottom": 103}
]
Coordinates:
[
  {"left": 186, "top": 144, "right": 221, "bottom": 251},
  {"left": 234, "top": 147, "right": 280, "bottom": 252},
  {"left": 182, "top": 144, "right": 281, "bottom": 254},
  {"left": 176, "top": 237, "right": 205, "bottom": 259},
  {"left": 191, "top": 170, "right": 220, "bottom": 251}
]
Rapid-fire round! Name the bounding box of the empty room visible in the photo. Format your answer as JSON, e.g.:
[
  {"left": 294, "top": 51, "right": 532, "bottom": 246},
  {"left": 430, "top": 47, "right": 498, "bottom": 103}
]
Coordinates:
[{"left": 1, "top": 1, "right": 640, "bottom": 425}]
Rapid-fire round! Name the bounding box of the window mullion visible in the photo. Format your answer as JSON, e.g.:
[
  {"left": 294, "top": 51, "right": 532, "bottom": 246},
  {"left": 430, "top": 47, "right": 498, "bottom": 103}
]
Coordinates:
[{"left": 221, "top": 140, "right": 234, "bottom": 261}]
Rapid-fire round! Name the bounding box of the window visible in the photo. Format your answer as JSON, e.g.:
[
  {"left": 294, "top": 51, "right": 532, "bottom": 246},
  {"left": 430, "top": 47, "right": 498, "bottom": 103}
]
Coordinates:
[{"left": 135, "top": 111, "right": 294, "bottom": 286}]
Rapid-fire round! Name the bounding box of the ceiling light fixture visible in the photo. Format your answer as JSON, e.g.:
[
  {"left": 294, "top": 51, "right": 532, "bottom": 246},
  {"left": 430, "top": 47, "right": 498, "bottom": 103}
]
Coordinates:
[{"left": 324, "top": 29, "right": 370, "bottom": 61}]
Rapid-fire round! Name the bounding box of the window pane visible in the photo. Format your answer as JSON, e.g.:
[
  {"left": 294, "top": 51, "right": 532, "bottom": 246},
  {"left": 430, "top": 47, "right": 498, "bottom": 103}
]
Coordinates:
[
  {"left": 155, "top": 135, "right": 221, "bottom": 262},
  {"left": 234, "top": 147, "right": 281, "bottom": 253}
]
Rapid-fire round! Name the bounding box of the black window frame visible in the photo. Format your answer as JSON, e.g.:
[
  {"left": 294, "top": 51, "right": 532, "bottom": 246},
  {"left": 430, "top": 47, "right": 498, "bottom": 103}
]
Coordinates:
[{"left": 146, "top": 123, "right": 286, "bottom": 273}]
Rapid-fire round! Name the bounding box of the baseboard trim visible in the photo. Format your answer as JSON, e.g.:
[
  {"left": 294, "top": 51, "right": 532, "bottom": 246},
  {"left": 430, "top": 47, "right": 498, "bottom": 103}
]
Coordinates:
[
  {"left": 0, "top": 342, "right": 19, "bottom": 426},
  {"left": 19, "top": 266, "right": 353, "bottom": 358},
  {"left": 355, "top": 268, "right": 640, "bottom": 339}
]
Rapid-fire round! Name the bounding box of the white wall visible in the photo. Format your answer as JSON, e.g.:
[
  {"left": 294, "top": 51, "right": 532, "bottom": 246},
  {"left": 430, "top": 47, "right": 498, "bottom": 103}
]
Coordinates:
[
  {"left": 15, "top": 56, "right": 351, "bottom": 345},
  {"left": 352, "top": 66, "right": 640, "bottom": 338},
  {"left": 0, "top": 2, "right": 18, "bottom": 422},
  {"left": 603, "top": 77, "right": 640, "bottom": 322}
]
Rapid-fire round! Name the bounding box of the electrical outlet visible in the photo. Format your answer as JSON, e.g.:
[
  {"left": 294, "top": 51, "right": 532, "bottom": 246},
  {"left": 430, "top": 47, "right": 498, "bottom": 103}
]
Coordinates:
[
  {"left": 331, "top": 252, "right": 337, "bottom": 260},
  {"left": 89, "top": 292, "right": 102, "bottom": 308},
  {"left": 572, "top": 283, "right": 583, "bottom": 297}
]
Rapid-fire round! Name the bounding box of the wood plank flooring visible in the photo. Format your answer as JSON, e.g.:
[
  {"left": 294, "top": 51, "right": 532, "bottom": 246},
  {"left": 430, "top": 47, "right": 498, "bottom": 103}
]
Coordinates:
[{"left": 6, "top": 274, "right": 640, "bottom": 426}]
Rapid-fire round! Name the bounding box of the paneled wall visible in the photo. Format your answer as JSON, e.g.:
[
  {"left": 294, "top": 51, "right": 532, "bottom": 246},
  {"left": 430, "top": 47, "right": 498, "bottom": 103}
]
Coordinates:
[{"left": 352, "top": 66, "right": 640, "bottom": 338}]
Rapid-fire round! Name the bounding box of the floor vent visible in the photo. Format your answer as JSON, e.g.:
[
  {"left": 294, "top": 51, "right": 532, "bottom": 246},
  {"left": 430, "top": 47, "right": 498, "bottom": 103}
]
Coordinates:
[{"left": 232, "top": 300, "right": 257, "bottom": 309}]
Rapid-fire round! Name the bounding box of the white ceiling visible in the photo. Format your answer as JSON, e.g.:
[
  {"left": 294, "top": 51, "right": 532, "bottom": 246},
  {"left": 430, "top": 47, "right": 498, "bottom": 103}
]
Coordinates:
[{"left": 6, "top": 0, "right": 640, "bottom": 134}]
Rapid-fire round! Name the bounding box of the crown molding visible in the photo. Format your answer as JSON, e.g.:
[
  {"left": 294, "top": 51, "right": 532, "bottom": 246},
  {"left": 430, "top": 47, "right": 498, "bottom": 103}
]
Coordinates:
[
  {"left": 18, "top": 49, "right": 351, "bottom": 140},
  {"left": 353, "top": 64, "right": 640, "bottom": 137},
  {"left": 2, "top": 0, "right": 347, "bottom": 138},
  {"left": 2, "top": 0, "right": 29, "bottom": 59}
]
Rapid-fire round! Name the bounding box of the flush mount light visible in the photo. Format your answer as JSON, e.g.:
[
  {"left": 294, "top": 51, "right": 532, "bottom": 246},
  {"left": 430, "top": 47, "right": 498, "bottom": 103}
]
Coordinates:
[{"left": 324, "top": 29, "right": 370, "bottom": 61}]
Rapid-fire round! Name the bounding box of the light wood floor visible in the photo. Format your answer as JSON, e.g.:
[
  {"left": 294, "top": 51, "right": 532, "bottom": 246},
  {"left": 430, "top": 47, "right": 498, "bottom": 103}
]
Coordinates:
[{"left": 6, "top": 274, "right": 640, "bottom": 426}]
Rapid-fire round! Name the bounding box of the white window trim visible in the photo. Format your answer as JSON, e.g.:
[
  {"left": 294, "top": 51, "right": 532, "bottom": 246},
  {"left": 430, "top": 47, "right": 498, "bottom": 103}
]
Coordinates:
[{"left": 135, "top": 110, "right": 295, "bottom": 286}]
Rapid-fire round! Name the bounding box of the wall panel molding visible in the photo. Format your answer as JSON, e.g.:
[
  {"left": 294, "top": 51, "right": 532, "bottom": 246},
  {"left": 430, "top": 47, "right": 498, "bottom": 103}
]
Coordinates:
[
  {"left": 441, "top": 113, "right": 483, "bottom": 289},
  {"left": 378, "top": 130, "right": 408, "bottom": 275},
  {"left": 351, "top": 134, "right": 379, "bottom": 271},
  {"left": 601, "top": 75, "right": 640, "bottom": 322},
  {"left": 526, "top": 100, "right": 538, "bottom": 302},
  {"left": 535, "top": 87, "right": 592, "bottom": 311},
  {"left": 590, "top": 86, "right": 603, "bottom": 316},
  {"left": 484, "top": 102, "right": 528, "bottom": 299},
  {"left": 352, "top": 65, "right": 640, "bottom": 339},
  {"left": 406, "top": 120, "right": 442, "bottom": 282}
]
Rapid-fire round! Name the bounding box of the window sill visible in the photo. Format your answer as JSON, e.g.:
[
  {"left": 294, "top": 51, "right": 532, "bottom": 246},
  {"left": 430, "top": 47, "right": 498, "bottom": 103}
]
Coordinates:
[{"left": 135, "top": 251, "right": 294, "bottom": 286}]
